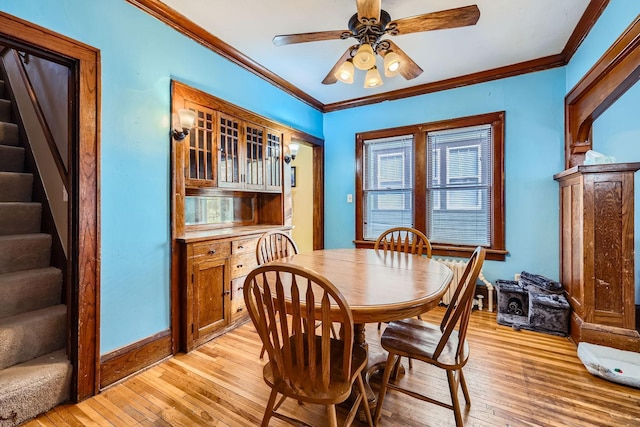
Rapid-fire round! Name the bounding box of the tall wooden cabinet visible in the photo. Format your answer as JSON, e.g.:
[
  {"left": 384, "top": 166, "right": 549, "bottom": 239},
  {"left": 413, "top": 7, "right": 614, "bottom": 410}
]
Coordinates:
[{"left": 554, "top": 163, "right": 640, "bottom": 351}]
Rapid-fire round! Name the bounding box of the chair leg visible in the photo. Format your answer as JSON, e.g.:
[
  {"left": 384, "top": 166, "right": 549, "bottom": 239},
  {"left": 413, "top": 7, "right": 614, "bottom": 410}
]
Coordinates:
[
  {"left": 356, "top": 373, "right": 374, "bottom": 427},
  {"left": 446, "top": 369, "right": 464, "bottom": 427},
  {"left": 459, "top": 369, "right": 470, "bottom": 404},
  {"left": 262, "top": 388, "right": 279, "bottom": 427},
  {"left": 377, "top": 322, "right": 382, "bottom": 330},
  {"left": 327, "top": 404, "right": 338, "bottom": 427},
  {"left": 373, "top": 354, "right": 398, "bottom": 425},
  {"left": 259, "top": 345, "right": 266, "bottom": 359}
]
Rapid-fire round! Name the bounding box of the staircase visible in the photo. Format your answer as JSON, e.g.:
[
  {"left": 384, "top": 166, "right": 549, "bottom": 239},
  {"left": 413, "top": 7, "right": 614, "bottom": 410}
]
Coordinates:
[{"left": 0, "top": 77, "right": 72, "bottom": 425}]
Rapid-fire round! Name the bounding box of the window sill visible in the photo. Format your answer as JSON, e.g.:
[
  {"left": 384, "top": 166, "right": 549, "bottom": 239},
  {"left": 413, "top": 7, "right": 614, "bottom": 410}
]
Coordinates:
[{"left": 353, "top": 240, "right": 507, "bottom": 261}]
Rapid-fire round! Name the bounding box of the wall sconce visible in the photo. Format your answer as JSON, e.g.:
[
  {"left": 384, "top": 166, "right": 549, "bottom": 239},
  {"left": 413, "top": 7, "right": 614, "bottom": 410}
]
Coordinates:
[
  {"left": 284, "top": 143, "right": 300, "bottom": 164},
  {"left": 172, "top": 108, "right": 196, "bottom": 141}
]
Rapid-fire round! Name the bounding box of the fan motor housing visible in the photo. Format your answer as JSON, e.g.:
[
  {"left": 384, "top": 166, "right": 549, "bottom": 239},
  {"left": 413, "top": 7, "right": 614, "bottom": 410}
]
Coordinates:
[{"left": 348, "top": 10, "right": 392, "bottom": 44}]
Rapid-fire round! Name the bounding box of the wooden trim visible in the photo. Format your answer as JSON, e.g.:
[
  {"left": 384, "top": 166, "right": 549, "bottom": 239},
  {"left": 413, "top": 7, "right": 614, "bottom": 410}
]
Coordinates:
[
  {"left": 0, "top": 11, "right": 101, "bottom": 401},
  {"left": 354, "top": 111, "right": 506, "bottom": 260},
  {"left": 99, "top": 331, "right": 172, "bottom": 389},
  {"left": 324, "top": 54, "right": 566, "bottom": 112},
  {"left": 562, "top": 0, "right": 610, "bottom": 62},
  {"left": 125, "top": 0, "right": 323, "bottom": 111},
  {"left": 10, "top": 49, "right": 69, "bottom": 188},
  {"left": 312, "top": 145, "right": 324, "bottom": 250},
  {"left": 128, "top": 2, "right": 605, "bottom": 113},
  {"left": 565, "top": 16, "right": 640, "bottom": 167}
]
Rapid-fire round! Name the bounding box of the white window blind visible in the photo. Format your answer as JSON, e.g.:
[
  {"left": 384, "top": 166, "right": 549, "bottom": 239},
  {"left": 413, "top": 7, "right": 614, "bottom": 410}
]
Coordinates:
[
  {"left": 363, "top": 136, "right": 414, "bottom": 240},
  {"left": 427, "top": 125, "right": 492, "bottom": 246}
]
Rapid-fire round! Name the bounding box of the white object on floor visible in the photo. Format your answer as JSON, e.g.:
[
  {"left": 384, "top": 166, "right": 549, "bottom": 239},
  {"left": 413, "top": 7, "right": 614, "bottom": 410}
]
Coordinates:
[{"left": 577, "top": 342, "right": 640, "bottom": 388}]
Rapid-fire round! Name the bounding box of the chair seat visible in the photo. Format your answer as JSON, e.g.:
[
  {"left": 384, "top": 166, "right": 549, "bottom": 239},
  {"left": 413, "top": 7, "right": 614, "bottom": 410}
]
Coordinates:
[
  {"left": 263, "top": 334, "right": 368, "bottom": 405},
  {"left": 381, "top": 317, "right": 469, "bottom": 368}
]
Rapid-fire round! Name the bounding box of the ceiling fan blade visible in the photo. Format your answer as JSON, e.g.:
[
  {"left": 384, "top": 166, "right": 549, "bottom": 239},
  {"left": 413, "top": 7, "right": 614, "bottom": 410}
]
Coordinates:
[
  {"left": 381, "top": 40, "right": 423, "bottom": 80},
  {"left": 389, "top": 5, "right": 480, "bottom": 35},
  {"left": 356, "top": 0, "right": 381, "bottom": 23},
  {"left": 273, "top": 30, "right": 349, "bottom": 46},
  {"left": 322, "top": 45, "right": 358, "bottom": 85}
]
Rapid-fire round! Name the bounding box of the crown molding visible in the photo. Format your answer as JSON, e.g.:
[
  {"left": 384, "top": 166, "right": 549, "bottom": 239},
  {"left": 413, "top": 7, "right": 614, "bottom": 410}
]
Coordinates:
[{"left": 128, "top": 0, "right": 609, "bottom": 113}]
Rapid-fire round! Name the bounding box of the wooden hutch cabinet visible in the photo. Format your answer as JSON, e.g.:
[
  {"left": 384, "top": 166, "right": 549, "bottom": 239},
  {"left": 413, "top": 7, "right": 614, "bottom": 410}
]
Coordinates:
[
  {"left": 172, "top": 81, "right": 293, "bottom": 352},
  {"left": 554, "top": 163, "right": 640, "bottom": 351}
]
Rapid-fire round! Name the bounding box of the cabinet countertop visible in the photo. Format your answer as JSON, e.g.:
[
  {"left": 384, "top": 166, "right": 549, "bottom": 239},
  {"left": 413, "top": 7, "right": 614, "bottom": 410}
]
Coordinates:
[{"left": 176, "top": 225, "right": 292, "bottom": 244}]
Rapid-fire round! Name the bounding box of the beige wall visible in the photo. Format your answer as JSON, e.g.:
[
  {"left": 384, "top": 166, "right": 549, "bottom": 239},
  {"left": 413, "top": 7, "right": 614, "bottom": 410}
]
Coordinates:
[{"left": 291, "top": 143, "right": 313, "bottom": 253}]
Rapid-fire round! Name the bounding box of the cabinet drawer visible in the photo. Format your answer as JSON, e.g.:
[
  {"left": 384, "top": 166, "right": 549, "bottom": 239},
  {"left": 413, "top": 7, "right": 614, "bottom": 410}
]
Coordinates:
[
  {"left": 232, "top": 236, "right": 260, "bottom": 254},
  {"left": 230, "top": 253, "right": 258, "bottom": 279},
  {"left": 231, "top": 277, "right": 248, "bottom": 323},
  {"left": 192, "top": 241, "right": 231, "bottom": 261}
]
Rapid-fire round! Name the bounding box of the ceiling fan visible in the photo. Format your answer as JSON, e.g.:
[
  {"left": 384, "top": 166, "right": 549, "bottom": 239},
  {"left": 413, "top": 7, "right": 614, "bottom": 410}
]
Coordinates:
[{"left": 273, "top": 0, "right": 480, "bottom": 87}]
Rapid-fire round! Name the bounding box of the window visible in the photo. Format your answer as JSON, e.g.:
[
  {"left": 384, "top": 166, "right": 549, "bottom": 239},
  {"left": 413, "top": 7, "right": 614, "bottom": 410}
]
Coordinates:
[{"left": 356, "top": 112, "right": 506, "bottom": 260}]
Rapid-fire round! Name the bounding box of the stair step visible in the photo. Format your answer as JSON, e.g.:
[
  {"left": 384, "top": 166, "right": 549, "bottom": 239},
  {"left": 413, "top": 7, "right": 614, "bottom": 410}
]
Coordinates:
[
  {"left": 0, "top": 145, "right": 24, "bottom": 172},
  {"left": 0, "top": 305, "right": 66, "bottom": 370},
  {"left": 0, "top": 99, "right": 11, "bottom": 123},
  {"left": 0, "top": 121, "right": 19, "bottom": 146},
  {"left": 0, "top": 349, "right": 71, "bottom": 426},
  {"left": 0, "top": 172, "right": 33, "bottom": 202},
  {"left": 0, "top": 234, "right": 51, "bottom": 274},
  {"left": 0, "top": 268, "right": 62, "bottom": 319},
  {"left": 0, "top": 202, "right": 41, "bottom": 236}
]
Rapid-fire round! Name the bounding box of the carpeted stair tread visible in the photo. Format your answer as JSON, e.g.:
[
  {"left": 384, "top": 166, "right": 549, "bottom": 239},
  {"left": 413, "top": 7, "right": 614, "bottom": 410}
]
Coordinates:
[
  {"left": 0, "top": 122, "right": 19, "bottom": 146},
  {"left": 0, "top": 268, "right": 62, "bottom": 319},
  {"left": 0, "top": 172, "right": 33, "bottom": 202},
  {"left": 0, "top": 349, "right": 71, "bottom": 427},
  {"left": 0, "top": 99, "right": 11, "bottom": 123},
  {"left": 0, "top": 304, "right": 66, "bottom": 370},
  {"left": 0, "top": 234, "right": 51, "bottom": 274},
  {"left": 0, "top": 145, "right": 24, "bottom": 172},
  {"left": 0, "top": 202, "right": 41, "bottom": 236}
]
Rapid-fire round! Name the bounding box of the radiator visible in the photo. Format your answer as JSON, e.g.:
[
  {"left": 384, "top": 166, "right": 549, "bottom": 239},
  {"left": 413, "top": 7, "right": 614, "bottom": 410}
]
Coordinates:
[{"left": 437, "top": 258, "right": 494, "bottom": 312}]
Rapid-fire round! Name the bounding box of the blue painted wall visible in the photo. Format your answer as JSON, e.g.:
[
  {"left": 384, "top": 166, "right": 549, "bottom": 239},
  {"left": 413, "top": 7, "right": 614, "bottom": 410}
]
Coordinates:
[
  {"left": 567, "top": 1, "right": 640, "bottom": 303},
  {"left": 1, "top": 0, "right": 637, "bottom": 353},
  {"left": 324, "top": 70, "right": 566, "bottom": 284},
  {"left": 0, "top": 0, "right": 323, "bottom": 353}
]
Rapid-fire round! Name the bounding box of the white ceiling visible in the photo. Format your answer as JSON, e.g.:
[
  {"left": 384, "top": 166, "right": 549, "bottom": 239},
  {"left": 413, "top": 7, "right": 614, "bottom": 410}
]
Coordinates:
[{"left": 160, "top": 0, "right": 590, "bottom": 105}]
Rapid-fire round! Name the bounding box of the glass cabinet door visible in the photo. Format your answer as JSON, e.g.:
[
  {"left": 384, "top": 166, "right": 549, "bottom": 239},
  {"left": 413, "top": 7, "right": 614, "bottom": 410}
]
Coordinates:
[
  {"left": 265, "top": 130, "right": 282, "bottom": 190},
  {"left": 218, "top": 113, "right": 241, "bottom": 188},
  {"left": 185, "top": 103, "right": 216, "bottom": 187},
  {"left": 245, "top": 123, "right": 265, "bottom": 190}
]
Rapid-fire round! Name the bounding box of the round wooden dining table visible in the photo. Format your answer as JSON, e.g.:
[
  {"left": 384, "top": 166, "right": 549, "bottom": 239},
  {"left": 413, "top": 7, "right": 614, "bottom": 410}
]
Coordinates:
[{"left": 273, "top": 248, "right": 453, "bottom": 408}]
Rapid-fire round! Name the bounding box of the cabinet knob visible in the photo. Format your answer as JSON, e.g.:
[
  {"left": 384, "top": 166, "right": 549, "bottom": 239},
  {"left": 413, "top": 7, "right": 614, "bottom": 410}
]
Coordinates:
[
  {"left": 208, "top": 249, "right": 216, "bottom": 255},
  {"left": 223, "top": 290, "right": 231, "bottom": 296},
  {"left": 237, "top": 264, "right": 243, "bottom": 268},
  {"left": 237, "top": 245, "right": 244, "bottom": 249}
]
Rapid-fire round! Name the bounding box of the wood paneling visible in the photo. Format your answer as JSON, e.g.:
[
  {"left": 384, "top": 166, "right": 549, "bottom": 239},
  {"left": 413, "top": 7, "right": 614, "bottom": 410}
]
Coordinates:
[
  {"left": 555, "top": 163, "right": 640, "bottom": 351},
  {"left": 27, "top": 309, "right": 640, "bottom": 427},
  {"left": 0, "top": 11, "right": 100, "bottom": 401}
]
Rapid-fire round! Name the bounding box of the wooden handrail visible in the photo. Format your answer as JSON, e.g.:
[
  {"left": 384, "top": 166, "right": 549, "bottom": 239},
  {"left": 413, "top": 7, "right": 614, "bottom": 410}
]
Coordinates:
[{"left": 10, "top": 49, "right": 69, "bottom": 189}]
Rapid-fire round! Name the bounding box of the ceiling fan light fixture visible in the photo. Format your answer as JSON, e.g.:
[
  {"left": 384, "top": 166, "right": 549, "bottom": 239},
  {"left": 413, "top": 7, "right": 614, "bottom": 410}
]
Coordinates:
[
  {"left": 364, "top": 66, "right": 383, "bottom": 88},
  {"left": 383, "top": 51, "right": 403, "bottom": 77},
  {"left": 353, "top": 43, "right": 376, "bottom": 70},
  {"left": 335, "top": 59, "right": 355, "bottom": 84}
]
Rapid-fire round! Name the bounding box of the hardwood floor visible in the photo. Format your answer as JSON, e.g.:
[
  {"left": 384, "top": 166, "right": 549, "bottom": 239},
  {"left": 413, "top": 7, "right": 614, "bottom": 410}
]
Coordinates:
[{"left": 26, "top": 309, "right": 640, "bottom": 426}]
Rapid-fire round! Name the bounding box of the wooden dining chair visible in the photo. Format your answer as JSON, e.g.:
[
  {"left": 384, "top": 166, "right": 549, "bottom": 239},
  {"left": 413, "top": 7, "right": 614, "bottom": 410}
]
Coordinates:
[
  {"left": 243, "top": 263, "right": 374, "bottom": 427},
  {"left": 373, "top": 246, "right": 485, "bottom": 427},
  {"left": 256, "top": 230, "right": 299, "bottom": 265},
  {"left": 374, "top": 227, "right": 433, "bottom": 333}
]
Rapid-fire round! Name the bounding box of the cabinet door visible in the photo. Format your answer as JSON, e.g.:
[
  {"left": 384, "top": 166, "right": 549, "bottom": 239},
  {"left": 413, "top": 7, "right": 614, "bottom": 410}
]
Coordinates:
[
  {"left": 218, "top": 113, "right": 242, "bottom": 188},
  {"left": 245, "top": 123, "right": 265, "bottom": 190},
  {"left": 185, "top": 103, "right": 217, "bottom": 187},
  {"left": 193, "top": 258, "right": 230, "bottom": 345},
  {"left": 265, "top": 130, "right": 283, "bottom": 191}
]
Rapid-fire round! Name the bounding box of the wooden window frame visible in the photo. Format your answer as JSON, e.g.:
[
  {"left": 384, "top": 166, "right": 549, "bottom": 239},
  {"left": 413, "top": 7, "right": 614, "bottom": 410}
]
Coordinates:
[{"left": 355, "top": 111, "right": 507, "bottom": 261}]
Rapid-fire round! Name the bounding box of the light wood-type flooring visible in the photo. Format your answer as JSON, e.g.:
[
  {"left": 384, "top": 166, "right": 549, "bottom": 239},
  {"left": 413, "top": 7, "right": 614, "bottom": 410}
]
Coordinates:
[{"left": 25, "top": 308, "right": 640, "bottom": 426}]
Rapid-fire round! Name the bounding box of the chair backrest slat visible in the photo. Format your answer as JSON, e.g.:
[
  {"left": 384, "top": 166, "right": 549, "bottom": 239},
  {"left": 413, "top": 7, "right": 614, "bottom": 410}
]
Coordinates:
[
  {"left": 374, "top": 227, "right": 432, "bottom": 258},
  {"left": 434, "top": 246, "right": 485, "bottom": 361},
  {"left": 244, "top": 263, "right": 355, "bottom": 394},
  {"left": 257, "top": 231, "right": 299, "bottom": 265}
]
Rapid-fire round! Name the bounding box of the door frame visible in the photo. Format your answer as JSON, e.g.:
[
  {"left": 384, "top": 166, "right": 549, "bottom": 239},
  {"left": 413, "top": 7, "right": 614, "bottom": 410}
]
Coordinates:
[{"left": 0, "top": 11, "right": 100, "bottom": 401}]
